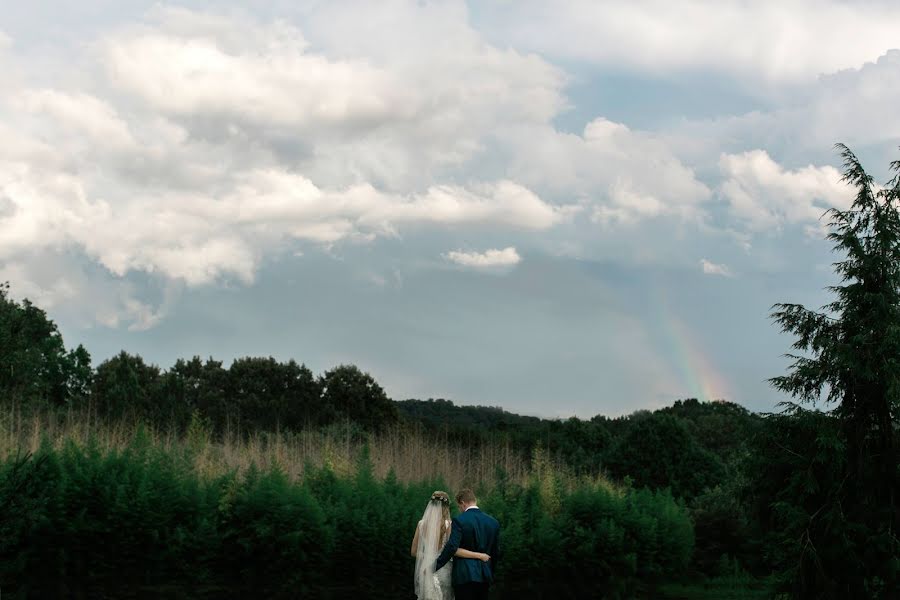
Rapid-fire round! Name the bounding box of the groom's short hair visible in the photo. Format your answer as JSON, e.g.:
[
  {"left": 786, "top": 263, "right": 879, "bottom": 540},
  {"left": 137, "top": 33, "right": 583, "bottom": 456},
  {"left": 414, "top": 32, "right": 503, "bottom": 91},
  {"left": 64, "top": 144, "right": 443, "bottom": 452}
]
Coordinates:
[{"left": 456, "top": 488, "right": 476, "bottom": 505}]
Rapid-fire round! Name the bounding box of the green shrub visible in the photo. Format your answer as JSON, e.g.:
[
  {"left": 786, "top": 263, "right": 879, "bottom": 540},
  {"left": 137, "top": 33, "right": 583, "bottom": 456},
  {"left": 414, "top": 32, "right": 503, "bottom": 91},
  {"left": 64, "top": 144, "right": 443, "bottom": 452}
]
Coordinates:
[{"left": 0, "top": 437, "right": 694, "bottom": 599}]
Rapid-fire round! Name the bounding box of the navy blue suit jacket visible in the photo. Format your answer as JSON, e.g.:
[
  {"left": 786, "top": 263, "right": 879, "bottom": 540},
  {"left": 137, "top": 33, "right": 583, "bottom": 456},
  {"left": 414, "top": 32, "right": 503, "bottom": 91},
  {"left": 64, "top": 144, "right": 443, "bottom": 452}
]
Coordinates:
[{"left": 435, "top": 508, "right": 500, "bottom": 586}]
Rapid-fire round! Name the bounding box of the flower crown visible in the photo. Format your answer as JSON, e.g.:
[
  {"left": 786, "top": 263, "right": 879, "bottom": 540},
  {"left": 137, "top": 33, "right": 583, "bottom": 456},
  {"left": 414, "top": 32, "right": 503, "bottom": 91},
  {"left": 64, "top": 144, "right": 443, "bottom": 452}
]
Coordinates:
[{"left": 431, "top": 492, "right": 450, "bottom": 505}]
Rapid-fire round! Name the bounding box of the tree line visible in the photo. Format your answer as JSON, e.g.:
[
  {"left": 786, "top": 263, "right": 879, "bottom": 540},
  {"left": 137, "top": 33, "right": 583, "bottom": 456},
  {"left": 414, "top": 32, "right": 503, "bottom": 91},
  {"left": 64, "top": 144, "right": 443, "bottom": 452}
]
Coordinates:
[
  {"left": 0, "top": 280, "right": 750, "bottom": 509},
  {"left": 0, "top": 286, "right": 398, "bottom": 433}
]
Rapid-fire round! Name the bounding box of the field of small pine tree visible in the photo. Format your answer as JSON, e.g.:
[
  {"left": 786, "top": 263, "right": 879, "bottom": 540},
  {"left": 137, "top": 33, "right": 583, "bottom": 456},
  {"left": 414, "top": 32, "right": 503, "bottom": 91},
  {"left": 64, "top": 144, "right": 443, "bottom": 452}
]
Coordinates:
[{"left": 0, "top": 406, "right": 696, "bottom": 599}]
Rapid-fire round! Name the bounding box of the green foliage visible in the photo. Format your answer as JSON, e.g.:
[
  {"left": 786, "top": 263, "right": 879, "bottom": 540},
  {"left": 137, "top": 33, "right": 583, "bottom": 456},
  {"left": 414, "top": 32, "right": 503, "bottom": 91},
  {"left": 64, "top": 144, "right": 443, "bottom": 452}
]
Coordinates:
[
  {"left": 656, "top": 572, "right": 772, "bottom": 600},
  {"left": 396, "top": 397, "right": 543, "bottom": 429},
  {"left": 689, "top": 483, "right": 755, "bottom": 576},
  {"left": 186, "top": 409, "right": 213, "bottom": 455},
  {"left": 320, "top": 364, "right": 399, "bottom": 431},
  {"left": 658, "top": 398, "right": 760, "bottom": 464},
  {"left": 91, "top": 351, "right": 165, "bottom": 420},
  {"left": 165, "top": 356, "right": 228, "bottom": 426},
  {"left": 483, "top": 479, "right": 693, "bottom": 599},
  {"left": 762, "top": 144, "right": 900, "bottom": 598},
  {"left": 605, "top": 413, "right": 726, "bottom": 500},
  {"left": 0, "top": 438, "right": 694, "bottom": 598},
  {"left": 396, "top": 399, "right": 609, "bottom": 473},
  {"left": 217, "top": 465, "right": 330, "bottom": 597},
  {"left": 222, "top": 357, "right": 322, "bottom": 431},
  {"left": 0, "top": 282, "right": 92, "bottom": 405},
  {"left": 745, "top": 412, "right": 850, "bottom": 597}
]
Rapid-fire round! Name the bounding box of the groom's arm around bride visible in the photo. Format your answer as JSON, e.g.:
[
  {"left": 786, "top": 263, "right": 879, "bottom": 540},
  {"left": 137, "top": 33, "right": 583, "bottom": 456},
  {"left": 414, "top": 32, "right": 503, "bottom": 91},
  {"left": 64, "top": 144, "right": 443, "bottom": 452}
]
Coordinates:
[{"left": 435, "top": 489, "right": 500, "bottom": 600}]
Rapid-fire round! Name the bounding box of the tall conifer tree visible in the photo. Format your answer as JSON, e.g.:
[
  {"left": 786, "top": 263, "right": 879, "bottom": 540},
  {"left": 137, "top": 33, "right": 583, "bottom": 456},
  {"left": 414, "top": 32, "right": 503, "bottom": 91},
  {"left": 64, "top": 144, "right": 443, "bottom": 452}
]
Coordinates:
[{"left": 770, "top": 144, "right": 899, "bottom": 597}]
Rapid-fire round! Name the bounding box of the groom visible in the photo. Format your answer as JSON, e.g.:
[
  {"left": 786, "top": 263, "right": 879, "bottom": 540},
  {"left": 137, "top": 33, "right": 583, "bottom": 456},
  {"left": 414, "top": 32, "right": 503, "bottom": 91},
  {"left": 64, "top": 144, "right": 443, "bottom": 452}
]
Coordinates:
[{"left": 435, "top": 488, "right": 500, "bottom": 600}]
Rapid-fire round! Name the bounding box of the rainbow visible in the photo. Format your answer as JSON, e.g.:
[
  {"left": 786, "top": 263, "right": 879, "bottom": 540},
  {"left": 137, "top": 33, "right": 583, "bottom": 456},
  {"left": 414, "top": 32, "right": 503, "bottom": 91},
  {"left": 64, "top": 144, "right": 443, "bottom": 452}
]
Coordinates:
[{"left": 651, "top": 286, "right": 732, "bottom": 402}]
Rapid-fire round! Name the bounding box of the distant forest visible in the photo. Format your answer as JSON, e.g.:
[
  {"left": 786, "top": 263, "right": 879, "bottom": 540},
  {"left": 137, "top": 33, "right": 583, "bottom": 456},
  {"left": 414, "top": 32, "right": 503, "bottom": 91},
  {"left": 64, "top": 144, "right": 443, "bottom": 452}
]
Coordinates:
[{"left": 0, "top": 278, "right": 751, "bottom": 503}]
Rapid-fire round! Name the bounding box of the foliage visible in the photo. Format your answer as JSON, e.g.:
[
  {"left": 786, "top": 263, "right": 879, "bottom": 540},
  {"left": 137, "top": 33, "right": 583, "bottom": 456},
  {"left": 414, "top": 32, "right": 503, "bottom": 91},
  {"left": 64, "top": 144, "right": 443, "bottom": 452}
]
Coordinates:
[
  {"left": 396, "top": 398, "right": 543, "bottom": 430},
  {"left": 0, "top": 438, "right": 694, "bottom": 599},
  {"left": 320, "top": 364, "right": 399, "bottom": 431},
  {"left": 689, "top": 482, "right": 755, "bottom": 576},
  {"left": 91, "top": 351, "right": 165, "bottom": 420},
  {"left": 0, "top": 282, "right": 91, "bottom": 405},
  {"left": 762, "top": 144, "right": 900, "bottom": 598},
  {"left": 605, "top": 413, "right": 726, "bottom": 500},
  {"left": 222, "top": 357, "right": 321, "bottom": 431},
  {"left": 657, "top": 398, "right": 760, "bottom": 465},
  {"left": 744, "top": 411, "right": 849, "bottom": 596},
  {"left": 165, "top": 356, "right": 229, "bottom": 427},
  {"left": 656, "top": 571, "right": 772, "bottom": 600}
]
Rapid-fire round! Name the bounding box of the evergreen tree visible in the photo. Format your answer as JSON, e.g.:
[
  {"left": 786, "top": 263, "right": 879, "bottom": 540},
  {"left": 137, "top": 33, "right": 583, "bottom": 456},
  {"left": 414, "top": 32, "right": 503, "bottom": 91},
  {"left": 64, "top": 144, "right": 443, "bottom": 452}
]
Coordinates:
[{"left": 767, "top": 144, "right": 900, "bottom": 597}]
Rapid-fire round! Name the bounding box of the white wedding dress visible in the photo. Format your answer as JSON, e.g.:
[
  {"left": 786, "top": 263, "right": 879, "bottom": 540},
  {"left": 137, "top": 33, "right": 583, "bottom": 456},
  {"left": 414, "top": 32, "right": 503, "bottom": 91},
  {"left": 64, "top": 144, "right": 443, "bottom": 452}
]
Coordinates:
[{"left": 414, "top": 506, "right": 454, "bottom": 600}]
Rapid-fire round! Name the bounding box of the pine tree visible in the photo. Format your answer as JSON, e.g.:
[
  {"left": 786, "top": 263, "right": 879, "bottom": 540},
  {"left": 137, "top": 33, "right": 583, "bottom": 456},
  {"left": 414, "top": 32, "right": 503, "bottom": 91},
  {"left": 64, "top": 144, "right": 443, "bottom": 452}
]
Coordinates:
[{"left": 769, "top": 144, "right": 900, "bottom": 597}]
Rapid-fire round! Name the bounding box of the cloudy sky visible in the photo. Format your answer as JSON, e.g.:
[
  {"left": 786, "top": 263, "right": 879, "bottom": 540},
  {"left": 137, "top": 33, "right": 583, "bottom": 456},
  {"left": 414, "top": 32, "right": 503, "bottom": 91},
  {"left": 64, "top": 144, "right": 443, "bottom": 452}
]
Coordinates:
[{"left": 2, "top": 0, "right": 899, "bottom": 418}]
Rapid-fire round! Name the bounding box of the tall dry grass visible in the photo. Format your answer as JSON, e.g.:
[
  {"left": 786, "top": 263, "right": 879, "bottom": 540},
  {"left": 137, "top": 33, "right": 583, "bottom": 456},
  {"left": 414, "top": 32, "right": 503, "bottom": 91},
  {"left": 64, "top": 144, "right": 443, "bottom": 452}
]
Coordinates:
[{"left": 0, "top": 404, "right": 551, "bottom": 491}]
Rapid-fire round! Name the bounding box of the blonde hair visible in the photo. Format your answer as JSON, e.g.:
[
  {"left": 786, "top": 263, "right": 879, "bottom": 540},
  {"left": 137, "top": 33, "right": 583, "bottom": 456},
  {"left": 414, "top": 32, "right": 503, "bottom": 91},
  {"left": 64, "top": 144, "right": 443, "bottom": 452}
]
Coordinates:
[{"left": 431, "top": 490, "right": 451, "bottom": 540}]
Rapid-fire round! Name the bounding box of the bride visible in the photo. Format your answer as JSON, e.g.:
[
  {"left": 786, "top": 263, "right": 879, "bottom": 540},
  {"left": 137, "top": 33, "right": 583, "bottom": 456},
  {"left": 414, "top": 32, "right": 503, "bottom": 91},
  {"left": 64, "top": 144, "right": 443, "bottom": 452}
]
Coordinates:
[{"left": 410, "top": 490, "right": 490, "bottom": 600}]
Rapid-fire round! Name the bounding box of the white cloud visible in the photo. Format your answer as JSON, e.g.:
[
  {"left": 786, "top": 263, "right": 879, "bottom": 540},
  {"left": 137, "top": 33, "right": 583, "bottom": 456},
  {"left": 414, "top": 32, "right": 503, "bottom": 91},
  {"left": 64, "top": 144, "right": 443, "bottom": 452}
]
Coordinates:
[
  {"left": 0, "top": 253, "right": 175, "bottom": 332},
  {"left": 118, "top": 296, "right": 168, "bottom": 332},
  {"left": 0, "top": 261, "right": 77, "bottom": 310},
  {"left": 700, "top": 259, "right": 733, "bottom": 277},
  {"left": 0, "top": 6, "right": 574, "bottom": 296},
  {"left": 665, "top": 50, "right": 900, "bottom": 169},
  {"left": 444, "top": 247, "right": 521, "bottom": 269},
  {"left": 479, "top": 0, "right": 900, "bottom": 83},
  {"left": 811, "top": 51, "right": 900, "bottom": 142},
  {"left": 103, "top": 25, "right": 404, "bottom": 130},
  {"left": 718, "top": 150, "right": 851, "bottom": 231},
  {"left": 0, "top": 161, "right": 105, "bottom": 259},
  {"left": 225, "top": 170, "right": 568, "bottom": 233},
  {"left": 374, "top": 181, "right": 571, "bottom": 230},
  {"left": 503, "top": 118, "right": 712, "bottom": 225},
  {"left": 0, "top": 4, "right": 715, "bottom": 301},
  {"left": 3, "top": 1, "right": 882, "bottom": 332},
  {"left": 0, "top": 150, "right": 563, "bottom": 286},
  {"left": 98, "top": 5, "right": 566, "bottom": 191},
  {"left": 15, "top": 89, "right": 135, "bottom": 150}
]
